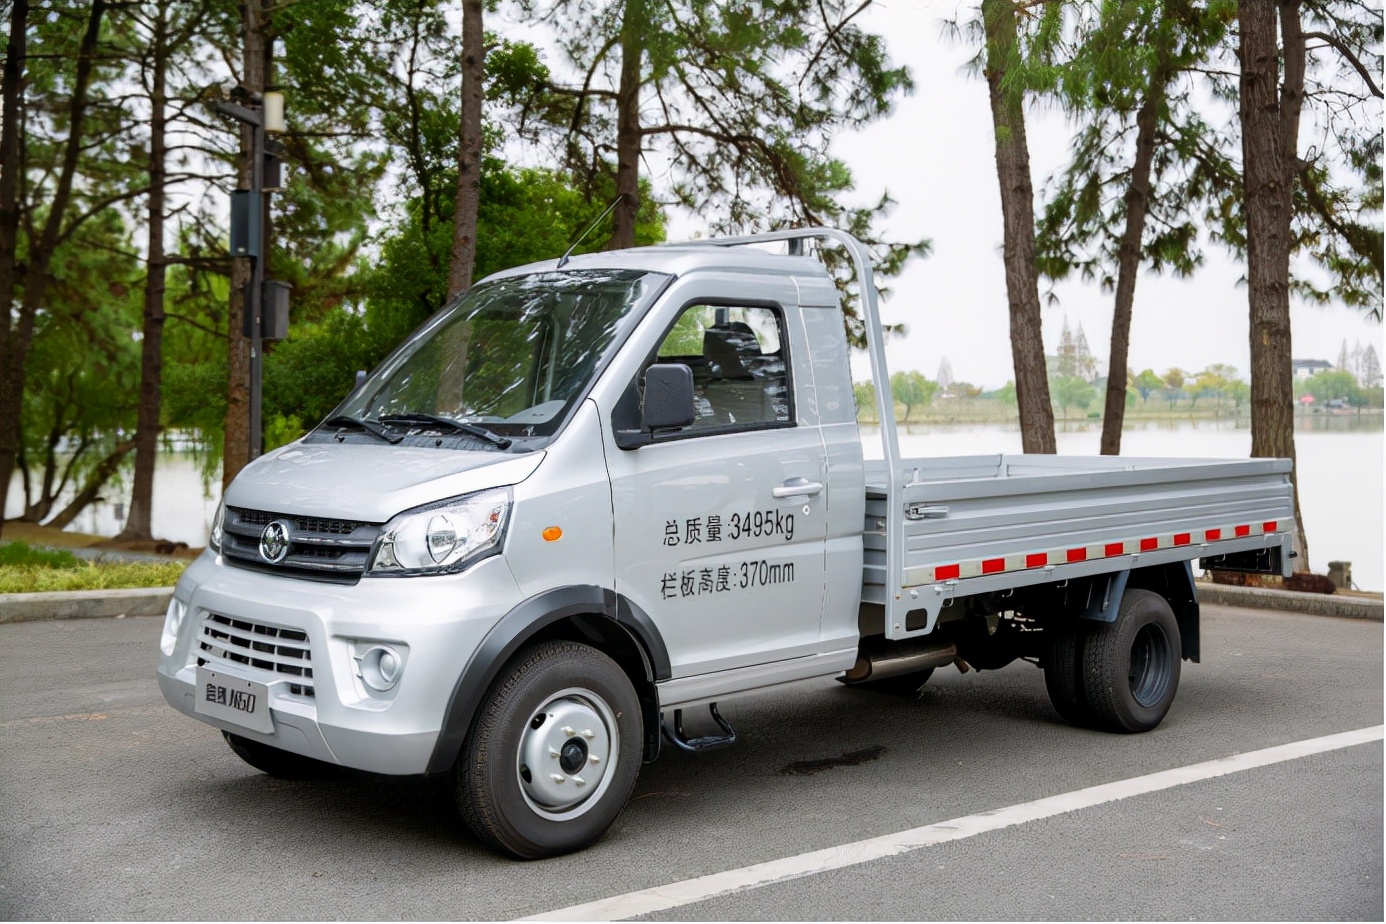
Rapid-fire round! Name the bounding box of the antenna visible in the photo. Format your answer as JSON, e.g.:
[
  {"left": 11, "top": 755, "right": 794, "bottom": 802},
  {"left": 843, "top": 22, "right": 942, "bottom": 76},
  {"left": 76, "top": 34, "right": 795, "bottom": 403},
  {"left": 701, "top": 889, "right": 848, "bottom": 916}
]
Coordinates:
[{"left": 557, "top": 196, "right": 623, "bottom": 269}]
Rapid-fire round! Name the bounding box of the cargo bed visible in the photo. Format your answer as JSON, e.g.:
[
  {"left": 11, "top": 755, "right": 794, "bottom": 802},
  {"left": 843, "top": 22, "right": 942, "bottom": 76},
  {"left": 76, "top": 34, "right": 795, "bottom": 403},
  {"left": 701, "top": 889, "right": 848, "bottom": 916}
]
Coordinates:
[{"left": 862, "top": 454, "right": 1295, "bottom": 638}]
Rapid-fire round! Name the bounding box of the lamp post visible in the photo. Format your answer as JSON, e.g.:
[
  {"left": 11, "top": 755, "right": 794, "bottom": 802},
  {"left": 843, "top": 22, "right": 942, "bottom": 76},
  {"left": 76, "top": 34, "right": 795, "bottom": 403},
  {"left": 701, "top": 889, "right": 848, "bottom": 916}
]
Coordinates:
[{"left": 215, "top": 87, "right": 286, "bottom": 460}]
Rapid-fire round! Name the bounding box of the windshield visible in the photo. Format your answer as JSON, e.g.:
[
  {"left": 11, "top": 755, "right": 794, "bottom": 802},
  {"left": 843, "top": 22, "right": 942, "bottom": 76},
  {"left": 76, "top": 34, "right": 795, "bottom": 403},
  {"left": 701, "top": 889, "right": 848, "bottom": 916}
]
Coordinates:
[{"left": 330, "top": 269, "right": 668, "bottom": 447}]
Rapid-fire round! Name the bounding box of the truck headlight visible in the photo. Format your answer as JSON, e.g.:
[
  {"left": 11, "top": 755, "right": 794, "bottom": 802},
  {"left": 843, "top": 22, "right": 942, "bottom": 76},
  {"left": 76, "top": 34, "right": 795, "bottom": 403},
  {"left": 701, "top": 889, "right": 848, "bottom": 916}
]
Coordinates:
[
  {"left": 160, "top": 598, "right": 187, "bottom": 656},
  {"left": 209, "top": 502, "right": 225, "bottom": 552},
  {"left": 367, "top": 488, "right": 510, "bottom": 576}
]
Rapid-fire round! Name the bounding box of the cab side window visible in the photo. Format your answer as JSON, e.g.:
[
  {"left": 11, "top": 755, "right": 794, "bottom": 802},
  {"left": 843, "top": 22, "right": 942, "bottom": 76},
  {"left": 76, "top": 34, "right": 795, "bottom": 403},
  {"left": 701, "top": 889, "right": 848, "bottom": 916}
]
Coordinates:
[{"left": 650, "top": 304, "right": 791, "bottom": 435}]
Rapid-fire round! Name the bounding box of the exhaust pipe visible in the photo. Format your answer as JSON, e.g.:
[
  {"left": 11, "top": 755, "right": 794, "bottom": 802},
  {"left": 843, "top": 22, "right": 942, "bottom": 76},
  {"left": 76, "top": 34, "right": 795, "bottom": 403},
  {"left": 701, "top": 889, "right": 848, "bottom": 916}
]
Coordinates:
[{"left": 842, "top": 641, "right": 958, "bottom": 684}]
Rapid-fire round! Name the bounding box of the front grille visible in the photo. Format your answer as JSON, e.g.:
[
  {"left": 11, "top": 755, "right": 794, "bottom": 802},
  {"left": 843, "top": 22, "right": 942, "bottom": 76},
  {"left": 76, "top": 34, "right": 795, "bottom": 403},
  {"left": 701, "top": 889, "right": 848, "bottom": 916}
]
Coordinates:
[
  {"left": 196, "top": 613, "right": 315, "bottom": 698},
  {"left": 222, "top": 506, "right": 382, "bottom": 582},
  {"left": 235, "top": 508, "right": 359, "bottom": 536}
]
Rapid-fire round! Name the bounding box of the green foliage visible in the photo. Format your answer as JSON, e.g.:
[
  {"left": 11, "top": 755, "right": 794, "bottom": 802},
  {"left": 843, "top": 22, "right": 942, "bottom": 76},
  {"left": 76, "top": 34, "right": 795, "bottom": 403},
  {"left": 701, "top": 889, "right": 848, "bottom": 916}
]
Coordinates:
[
  {"left": 1296, "top": 370, "right": 1361, "bottom": 403},
  {"left": 853, "top": 381, "right": 877, "bottom": 419},
  {"left": 257, "top": 162, "right": 668, "bottom": 446},
  {"left": 0, "top": 559, "right": 187, "bottom": 593},
  {"left": 889, "top": 370, "right": 937, "bottom": 421},
  {"left": 1133, "top": 369, "right": 1164, "bottom": 403},
  {"left": 1162, "top": 367, "right": 1187, "bottom": 409},
  {"left": 1225, "top": 378, "right": 1250, "bottom": 411},
  {"left": 1051, "top": 374, "right": 1095, "bottom": 419},
  {"left": 993, "top": 381, "right": 1017, "bottom": 407},
  {"left": 16, "top": 209, "right": 142, "bottom": 521},
  {"left": 0, "top": 542, "right": 81, "bottom": 569},
  {"left": 2, "top": 538, "right": 184, "bottom": 596},
  {"left": 512, "top": 0, "right": 927, "bottom": 340},
  {"left": 1200, "top": 1, "right": 1383, "bottom": 315},
  {"left": 520, "top": 0, "right": 915, "bottom": 228},
  {"left": 1034, "top": 1, "right": 1236, "bottom": 290},
  {"left": 263, "top": 309, "right": 376, "bottom": 430}
]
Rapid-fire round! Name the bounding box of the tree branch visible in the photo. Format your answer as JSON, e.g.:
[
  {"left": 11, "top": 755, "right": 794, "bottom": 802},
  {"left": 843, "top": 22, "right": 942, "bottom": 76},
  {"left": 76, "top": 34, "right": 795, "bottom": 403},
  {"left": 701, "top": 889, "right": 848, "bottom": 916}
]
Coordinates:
[{"left": 1302, "top": 30, "right": 1383, "bottom": 98}]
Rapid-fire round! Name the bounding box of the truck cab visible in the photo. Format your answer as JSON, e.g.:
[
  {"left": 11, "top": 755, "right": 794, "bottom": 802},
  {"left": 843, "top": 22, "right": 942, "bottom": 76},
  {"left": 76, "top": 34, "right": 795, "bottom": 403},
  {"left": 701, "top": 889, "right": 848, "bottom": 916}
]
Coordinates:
[{"left": 158, "top": 242, "right": 867, "bottom": 858}]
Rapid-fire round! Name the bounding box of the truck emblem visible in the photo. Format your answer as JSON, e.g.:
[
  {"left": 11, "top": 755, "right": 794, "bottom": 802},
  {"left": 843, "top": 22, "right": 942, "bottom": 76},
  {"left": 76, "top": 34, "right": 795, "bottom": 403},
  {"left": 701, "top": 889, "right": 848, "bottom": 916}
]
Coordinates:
[{"left": 258, "top": 520, "right": 292, "bottom": 564}]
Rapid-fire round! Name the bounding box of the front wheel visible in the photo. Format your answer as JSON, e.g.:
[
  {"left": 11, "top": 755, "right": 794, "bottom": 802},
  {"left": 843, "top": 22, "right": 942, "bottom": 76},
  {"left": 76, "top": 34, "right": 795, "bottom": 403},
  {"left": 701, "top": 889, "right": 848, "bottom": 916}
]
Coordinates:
[
  {"left": 1081, "top": 589, "right": 1182, "bottom": 733},
  {"left": 456, "top": 641, "right": 643, "bottom": 859}
]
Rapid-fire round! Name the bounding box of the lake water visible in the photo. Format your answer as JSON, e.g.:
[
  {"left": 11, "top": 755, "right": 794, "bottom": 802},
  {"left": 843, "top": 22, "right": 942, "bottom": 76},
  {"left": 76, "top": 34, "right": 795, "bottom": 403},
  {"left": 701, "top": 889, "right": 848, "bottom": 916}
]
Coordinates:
[{"left": 6, "top": 416, "right": 1382, "bottom": 591}]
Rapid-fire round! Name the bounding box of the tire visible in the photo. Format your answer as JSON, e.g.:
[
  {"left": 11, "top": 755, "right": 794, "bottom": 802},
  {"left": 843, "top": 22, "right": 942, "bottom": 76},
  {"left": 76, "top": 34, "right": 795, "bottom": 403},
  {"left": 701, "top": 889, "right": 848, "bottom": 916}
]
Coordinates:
[
  {"left": 222, "top": 731, "right": 338, "bottom": 779},
  {"left": 1081, "top": 589, "right": 1182, "bottom": 733},
  {"left": 456, "top": 641, "right": 643, "bottom": 859},
  {"left": 1044, "top": 625, "right": 1096, "bottom": 727},
  {"left": 838, "top": 668, "right": 934, "bottom": 695}
]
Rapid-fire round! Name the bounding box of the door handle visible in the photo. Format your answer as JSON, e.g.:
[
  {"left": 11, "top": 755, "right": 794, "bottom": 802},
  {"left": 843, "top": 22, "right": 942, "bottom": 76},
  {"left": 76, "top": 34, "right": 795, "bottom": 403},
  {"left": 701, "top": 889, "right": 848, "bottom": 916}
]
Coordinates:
[{"left": 773, "top": 477, "right": 824, "bottom": 499}]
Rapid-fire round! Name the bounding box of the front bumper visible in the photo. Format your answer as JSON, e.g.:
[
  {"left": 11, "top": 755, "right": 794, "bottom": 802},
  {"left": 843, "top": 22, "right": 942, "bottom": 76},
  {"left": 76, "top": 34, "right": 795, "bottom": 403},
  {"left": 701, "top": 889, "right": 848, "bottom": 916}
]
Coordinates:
[{"left": 156, "top": 550, "right": 523, "bottom": 775}]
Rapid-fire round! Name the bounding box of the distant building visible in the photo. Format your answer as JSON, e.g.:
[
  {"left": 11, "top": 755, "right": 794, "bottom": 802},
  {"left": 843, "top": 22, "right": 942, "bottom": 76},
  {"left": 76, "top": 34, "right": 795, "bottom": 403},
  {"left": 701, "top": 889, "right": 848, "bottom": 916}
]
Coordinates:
[
  {"left": 1292, "top": 359, "right": 1333, "bottom": 379},
  {"left": 936, "top": 357, "right": 954, "bottom": 391}
]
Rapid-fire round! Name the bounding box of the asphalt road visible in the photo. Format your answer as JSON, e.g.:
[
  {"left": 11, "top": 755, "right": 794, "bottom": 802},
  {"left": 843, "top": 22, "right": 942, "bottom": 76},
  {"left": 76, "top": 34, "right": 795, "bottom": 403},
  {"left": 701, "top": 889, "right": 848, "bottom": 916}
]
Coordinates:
[{"left": 1, "top": 604, "right": 1380, "bottom": 921}]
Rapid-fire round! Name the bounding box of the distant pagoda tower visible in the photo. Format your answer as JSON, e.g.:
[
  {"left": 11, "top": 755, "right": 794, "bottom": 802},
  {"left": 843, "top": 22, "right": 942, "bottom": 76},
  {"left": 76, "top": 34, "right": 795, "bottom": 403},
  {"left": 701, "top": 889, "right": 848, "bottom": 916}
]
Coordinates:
[{"left": 937, "top": 357, "right": 954, "bottom": 392}]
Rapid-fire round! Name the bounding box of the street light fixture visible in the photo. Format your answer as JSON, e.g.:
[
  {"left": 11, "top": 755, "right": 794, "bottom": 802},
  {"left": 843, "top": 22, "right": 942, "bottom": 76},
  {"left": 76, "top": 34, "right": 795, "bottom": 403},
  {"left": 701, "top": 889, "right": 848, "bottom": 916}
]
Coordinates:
[{"left": 214, "top": 87, "right": 291, "bottom": 460}]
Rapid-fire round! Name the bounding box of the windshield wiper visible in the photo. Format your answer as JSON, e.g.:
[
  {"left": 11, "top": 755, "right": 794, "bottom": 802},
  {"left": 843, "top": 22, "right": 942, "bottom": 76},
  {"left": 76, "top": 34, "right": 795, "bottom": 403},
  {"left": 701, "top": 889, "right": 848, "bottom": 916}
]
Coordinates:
[
  {"left": 323, "top": 415, "right": 403, "bottom": 445},
  {"left": 380, "top": 413, "right": 513, "bottom": 449}
]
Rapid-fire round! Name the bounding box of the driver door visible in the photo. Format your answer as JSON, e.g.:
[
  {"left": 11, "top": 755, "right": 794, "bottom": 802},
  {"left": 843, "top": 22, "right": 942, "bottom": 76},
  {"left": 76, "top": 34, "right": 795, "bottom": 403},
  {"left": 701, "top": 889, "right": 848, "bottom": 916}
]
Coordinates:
[{"left": 603, "top": 284, "right": 829, "bottom": 679}]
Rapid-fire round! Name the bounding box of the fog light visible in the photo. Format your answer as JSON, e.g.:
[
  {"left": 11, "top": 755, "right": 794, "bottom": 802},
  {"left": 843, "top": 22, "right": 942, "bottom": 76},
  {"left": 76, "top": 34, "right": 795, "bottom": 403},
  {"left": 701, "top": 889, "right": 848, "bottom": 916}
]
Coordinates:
[
  {"left": 160, "top": 599, "right": 186, "bottom": 656},
  {"left": 358, "top": 645, "right": 403, "bottom": 692}
]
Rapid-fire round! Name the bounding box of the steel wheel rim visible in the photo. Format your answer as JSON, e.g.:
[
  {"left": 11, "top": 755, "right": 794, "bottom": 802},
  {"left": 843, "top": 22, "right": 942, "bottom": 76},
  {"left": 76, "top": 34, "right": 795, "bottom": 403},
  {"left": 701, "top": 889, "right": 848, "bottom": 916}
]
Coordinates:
[
  {"left": 1128, "top": 623, "right": 1172, "bottom": 707},
  {"left": 516, "top": 687, "right": 618, "bottom": 821}
]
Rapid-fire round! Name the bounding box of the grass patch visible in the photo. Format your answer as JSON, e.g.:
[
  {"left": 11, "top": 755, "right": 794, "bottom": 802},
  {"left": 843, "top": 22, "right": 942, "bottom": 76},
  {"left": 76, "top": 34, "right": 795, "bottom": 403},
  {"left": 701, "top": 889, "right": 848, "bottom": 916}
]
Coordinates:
[
  {"left": 0, "top": 541, "right": 82, "bottom": 568},
  {"left": 0, "top": 541, "right": 186, "bottom": 593}
]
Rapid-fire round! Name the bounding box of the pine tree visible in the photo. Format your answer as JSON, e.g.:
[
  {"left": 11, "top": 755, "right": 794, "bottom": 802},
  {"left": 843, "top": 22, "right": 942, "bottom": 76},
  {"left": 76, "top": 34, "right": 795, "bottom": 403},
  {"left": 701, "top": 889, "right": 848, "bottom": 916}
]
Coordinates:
[
  {"left": 1360, "top": 344, "right": 1382, "bottom": 389},
  {"left": 513, "top": 0, "right": 918, "bottom": 258},
  {"left": 979, "top": 0, "right": 1057, "bottom": 453},
  {"left": 1074, "top": 321, "right": 1098, "bottom": 382},
  {"left": 1035, "top": 0, "right": 1234, "bottom": 456},
  {"left": 1057, "top": 316, "right": 1077, "bottom": 378}
]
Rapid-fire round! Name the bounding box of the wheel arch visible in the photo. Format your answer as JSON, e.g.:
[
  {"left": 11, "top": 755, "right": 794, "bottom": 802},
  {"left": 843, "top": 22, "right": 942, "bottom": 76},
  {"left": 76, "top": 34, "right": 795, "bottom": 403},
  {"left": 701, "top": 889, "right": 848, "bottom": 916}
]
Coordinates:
[
  {"left": 1077, "top": 563, "right": 1199, "bottom": 663},
  {"left": 426, "top": 585, "right": 669, "bottom": 774}
]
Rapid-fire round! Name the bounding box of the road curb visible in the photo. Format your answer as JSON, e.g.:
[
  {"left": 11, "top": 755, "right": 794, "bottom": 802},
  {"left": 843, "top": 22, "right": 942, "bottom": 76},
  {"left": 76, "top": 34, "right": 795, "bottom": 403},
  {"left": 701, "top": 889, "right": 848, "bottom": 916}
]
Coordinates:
[
  {"left": 1196, "top": 581, "right": 1383, "bottom": 621},
  {"left": 0, "top": 587, "right": 174, "bottom": 624}
]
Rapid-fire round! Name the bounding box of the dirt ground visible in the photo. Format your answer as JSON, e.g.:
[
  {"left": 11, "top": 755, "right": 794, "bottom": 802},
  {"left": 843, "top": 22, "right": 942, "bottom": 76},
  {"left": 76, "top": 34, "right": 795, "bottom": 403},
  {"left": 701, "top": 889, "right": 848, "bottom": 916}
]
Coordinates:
[{"left": 1, "top": 521, "right": 201, "bottom": 559}]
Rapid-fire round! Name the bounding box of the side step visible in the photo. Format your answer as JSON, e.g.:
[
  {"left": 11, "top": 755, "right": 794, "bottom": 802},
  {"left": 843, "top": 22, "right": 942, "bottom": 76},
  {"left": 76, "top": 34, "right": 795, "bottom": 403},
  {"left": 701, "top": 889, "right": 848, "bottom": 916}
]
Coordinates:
[{"left": 661, "top": 703, "right": 737, "bottom": 752}]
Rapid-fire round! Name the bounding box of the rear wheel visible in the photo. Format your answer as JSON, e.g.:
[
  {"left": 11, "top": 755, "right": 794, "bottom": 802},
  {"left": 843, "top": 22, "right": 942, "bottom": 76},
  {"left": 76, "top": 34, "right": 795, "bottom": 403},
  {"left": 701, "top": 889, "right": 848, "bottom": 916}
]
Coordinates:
[
  {"left": 1044, "top": 625, "right": 1095, "bottom": 727},
  {"left": 456, "top": 641, "right": 642, "bottom": 859},
  {"left": 222, "top": 731, "right": 338, "bottom": 779},
  {"left": 1081, "top": 589, "right": 1182, "bottom": 733}
]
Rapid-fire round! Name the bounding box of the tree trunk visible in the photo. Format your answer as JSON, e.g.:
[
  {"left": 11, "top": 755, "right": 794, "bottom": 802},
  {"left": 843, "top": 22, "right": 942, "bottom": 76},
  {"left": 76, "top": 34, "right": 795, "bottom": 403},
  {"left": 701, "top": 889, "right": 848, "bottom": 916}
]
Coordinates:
[
  {"left": 607, "top": 0, "right": 644, "bottom": 251},
  {"left": 0, "top": 0, "right": 106, "bottom": 536},
  {"left": 448, "top": 0, "right": 485, "bottom": 298},
  {"left": 1238, "top": 0, "right": 1309, "bottom": 567},
  {"left": 982, "top": 0, "right": 1055, "bottom": 454},
  {"left": 0, "top": 0, "right": 23, "bottom": 534},
  {"left": 119, "top": 0, "right": 170, "bottom": 541},
  {"left": 1099, "top": 58, "right": 1168, "bottom": 456},
  {"left": 223, "top": 0, "right": 268, "bottom": 489},
  {"left": 45, "top": 441, "right": 136, "bottom": 531}
]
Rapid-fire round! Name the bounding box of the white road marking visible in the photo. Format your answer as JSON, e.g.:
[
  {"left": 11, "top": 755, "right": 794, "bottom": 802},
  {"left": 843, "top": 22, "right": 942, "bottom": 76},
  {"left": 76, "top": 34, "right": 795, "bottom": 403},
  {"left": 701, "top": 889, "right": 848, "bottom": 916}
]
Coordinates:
[{"left": 522, "top": 725, "right": 1384, "bottom": 921}]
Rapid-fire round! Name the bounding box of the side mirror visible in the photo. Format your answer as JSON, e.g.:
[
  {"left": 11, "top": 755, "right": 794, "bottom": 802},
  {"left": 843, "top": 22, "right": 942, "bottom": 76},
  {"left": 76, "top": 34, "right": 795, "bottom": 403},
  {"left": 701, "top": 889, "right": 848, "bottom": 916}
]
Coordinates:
[
  {"left": 644, "top": 363, "right": 696, "bottom": 430},
  {"left": 615, "top": 363, "right": 695, "bottom": 449}
]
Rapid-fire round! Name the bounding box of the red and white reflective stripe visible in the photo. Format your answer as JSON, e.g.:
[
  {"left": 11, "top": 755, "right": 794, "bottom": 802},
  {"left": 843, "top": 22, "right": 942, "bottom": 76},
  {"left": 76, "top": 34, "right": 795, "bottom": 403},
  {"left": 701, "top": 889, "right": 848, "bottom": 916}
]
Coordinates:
[{"left": 928, "top": 520, "right": 1279, "bottom": 583}]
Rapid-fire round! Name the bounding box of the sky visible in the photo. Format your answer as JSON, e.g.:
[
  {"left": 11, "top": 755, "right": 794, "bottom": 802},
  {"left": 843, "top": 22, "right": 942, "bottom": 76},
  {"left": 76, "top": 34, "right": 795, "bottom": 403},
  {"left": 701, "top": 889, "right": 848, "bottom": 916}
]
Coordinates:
[{"left": 649, "top": 0, "right": 1384, "bottom": 390}]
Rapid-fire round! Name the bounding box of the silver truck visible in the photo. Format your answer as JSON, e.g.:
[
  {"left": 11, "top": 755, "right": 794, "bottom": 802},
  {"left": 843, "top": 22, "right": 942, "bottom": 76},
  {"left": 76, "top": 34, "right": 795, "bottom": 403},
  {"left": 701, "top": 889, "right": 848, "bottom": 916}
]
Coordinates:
[{"left": 156, "top": 229, "right": 1294, "bottom": 858}]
